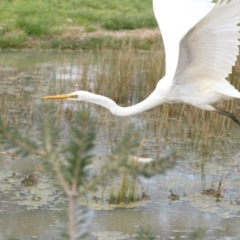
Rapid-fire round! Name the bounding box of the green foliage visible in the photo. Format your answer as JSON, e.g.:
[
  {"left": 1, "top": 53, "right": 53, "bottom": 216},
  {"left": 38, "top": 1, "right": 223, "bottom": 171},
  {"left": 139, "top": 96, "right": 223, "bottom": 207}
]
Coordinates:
[
  {"left": 16, "top": 17, "right": 53, "bottom": 37},
  {"left": 0, "top": 0, "right": 157, "bottom": 48},
  {"left": 63, "top": 112, "right": 95, "bottom": 188},
  {"left": 0, "top": 34, "right": 27, "bottom": 49},
  {"left": 108, "top": 172, "right": 137, "bottom": 204},
  {"left": 47, "top": 36, "right": 161, "bottom": 50},
  {"left": 7, "top": 237, "right": 18, "bottom": 240},
  {"left": 84, "top": 26, "right": 97, "bottom": 32},
  {"left": 0, "top": 105, "right": 178, "bottom": 239},
  {"left": 0, "top": 117, "right": 42, "bottom": 157},
  {"left": 135, "top": 226, "right": 155, "bottom": 240},
  {"left": 14, "top": 1, "right": 58, "bottom": 37},
  {"left": 189, "top": 227, "right": 206, "bottom": 240},
  {"left": 108, "top": 126, "right": 178, "bottom": 178},
  {"left": 0, "top": 25, "right": 11, "bottom": 35},
  {"left": 38, "top": 104, "right": 62, "bottom": 150},
  {"left": 102, "top": 14, "right": 157, "bottom": 30},
  {"left": 113, "top": 125, "right": 140, "bottom": 160},
  {"left": 0, "top": 0, "right": 155, "bottom": 31}
]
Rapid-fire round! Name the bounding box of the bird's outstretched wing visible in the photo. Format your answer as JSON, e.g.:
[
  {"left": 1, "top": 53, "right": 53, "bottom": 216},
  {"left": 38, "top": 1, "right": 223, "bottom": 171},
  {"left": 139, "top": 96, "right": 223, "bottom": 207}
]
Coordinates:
[
  {"left": 174, "top": 0, "right": 240, "bottom": 83},
  {"left": 153, "top": 0, "right": 214, "bottom": 81}
]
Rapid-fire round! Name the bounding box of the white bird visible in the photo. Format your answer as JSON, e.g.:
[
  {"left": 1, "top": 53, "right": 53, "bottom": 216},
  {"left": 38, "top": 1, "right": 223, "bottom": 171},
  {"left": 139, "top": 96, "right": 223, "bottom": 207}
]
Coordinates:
[{"left": 44, "top": 0, "right": 240, "bottom": 125}]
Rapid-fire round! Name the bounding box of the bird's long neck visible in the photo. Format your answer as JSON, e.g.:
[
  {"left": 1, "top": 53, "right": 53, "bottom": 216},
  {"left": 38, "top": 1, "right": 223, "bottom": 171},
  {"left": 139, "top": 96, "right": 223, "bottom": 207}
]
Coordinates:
[{"left": 80, "top": 91, "right": 160, "bottom": 117}]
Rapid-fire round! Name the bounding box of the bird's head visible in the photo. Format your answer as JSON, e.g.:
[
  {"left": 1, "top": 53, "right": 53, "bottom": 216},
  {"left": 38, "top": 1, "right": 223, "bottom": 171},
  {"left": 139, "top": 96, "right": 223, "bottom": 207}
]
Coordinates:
[{"left": 43, "top": 91, "right": 82, "bottom": 101}]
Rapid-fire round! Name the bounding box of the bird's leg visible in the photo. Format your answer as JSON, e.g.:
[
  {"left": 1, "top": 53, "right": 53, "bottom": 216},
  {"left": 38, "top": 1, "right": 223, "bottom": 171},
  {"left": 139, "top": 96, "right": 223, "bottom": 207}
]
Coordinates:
[{"left": 215, "top": 108, "right": 240, "bottom": 126}]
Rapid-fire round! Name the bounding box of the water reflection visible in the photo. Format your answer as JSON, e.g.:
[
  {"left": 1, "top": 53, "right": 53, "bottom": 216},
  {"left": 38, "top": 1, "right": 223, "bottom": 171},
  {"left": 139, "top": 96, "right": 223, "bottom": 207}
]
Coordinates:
[
  {"left": 0, "top": 204, "right": 57, "bottom": 239},
  {"left": 0, "top": 50, "right": 240, "bottom": 239}
]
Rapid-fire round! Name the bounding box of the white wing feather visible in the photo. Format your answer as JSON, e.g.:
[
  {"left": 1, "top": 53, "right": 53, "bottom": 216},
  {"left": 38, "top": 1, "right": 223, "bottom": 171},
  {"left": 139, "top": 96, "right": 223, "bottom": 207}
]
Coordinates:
[
  {"left": 175, "top": 0, "right": 240, "bottom": 82},
  {"left": 153, "top": 0, "right": 214, "bottom": 81}
]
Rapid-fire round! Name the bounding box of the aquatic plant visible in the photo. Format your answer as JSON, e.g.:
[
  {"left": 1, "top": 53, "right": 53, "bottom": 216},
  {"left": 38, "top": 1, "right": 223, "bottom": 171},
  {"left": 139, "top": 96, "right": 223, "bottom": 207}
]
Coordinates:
[
  {"left": 135, "top": 226, "right": 155, "bottom": 240},
  {"left": 108, "top": 172, "right": 138, "bottom": 204},
  {"left": 0, "top": 48, "right": 239, "bottom": 239},
  {"left": 189, "top": 227, "right": 206, "bottom": 240},
  {"left": 0, "top": 105, "right": 177, "bottom": 240},
  {"left": 0, "top": 47, "right": 239, "bottom": 156}
]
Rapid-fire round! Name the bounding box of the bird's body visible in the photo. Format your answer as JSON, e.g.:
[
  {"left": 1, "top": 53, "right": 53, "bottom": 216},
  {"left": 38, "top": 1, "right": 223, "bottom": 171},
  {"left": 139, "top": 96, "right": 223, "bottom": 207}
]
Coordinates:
[{"left": 44, "top": 0, "right": 240, "bottom": 125}]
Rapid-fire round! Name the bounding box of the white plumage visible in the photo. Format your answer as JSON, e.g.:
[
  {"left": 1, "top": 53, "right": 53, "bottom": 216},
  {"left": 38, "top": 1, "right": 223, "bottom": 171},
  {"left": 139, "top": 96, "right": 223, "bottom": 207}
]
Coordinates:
[{"left": 44, "top": 0, "right": 240, "bottom": 125}]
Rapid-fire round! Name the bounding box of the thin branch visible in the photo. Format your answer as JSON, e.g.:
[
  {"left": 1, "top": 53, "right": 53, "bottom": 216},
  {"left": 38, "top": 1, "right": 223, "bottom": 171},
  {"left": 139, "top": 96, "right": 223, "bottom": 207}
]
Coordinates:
[
  {"left": 3, "top": 133, "right": 46, "bottom": 156},
  {"left": 50, "top": 154, "right": 70, "bottom": 194},
  {"left": 14, "top": 139, "right": 46, "bottom": 156},
  {"left": 79, "top": 160, "right": 119, "bottom": 196}
]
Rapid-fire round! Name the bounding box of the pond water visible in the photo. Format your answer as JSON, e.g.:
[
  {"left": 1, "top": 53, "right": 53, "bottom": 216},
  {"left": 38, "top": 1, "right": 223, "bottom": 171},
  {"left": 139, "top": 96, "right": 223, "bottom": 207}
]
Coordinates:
[{"left": 0, "top": 50, "right": 240, "bottom": 240}]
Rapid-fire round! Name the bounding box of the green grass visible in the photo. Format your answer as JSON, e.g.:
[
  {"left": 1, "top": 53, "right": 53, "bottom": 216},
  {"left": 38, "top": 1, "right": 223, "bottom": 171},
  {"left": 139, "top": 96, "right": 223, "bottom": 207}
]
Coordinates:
[
  {"left": 0, "top": 33, "right": 27, "bottom": 49},
  {"left": 46, "top": 36, "right": 162, "bottom": 50},
  {"left": 102, "top": 14, "right": 157, "bottom": 30},
  {"left": 0, "top": 0, "right": 157, "bottom": 49}
]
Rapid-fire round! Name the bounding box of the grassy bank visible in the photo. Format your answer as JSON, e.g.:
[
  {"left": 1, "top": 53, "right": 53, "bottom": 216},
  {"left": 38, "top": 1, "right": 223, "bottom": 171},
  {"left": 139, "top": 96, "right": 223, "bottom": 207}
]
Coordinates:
[{"left": 0, "top": 0, "right": 159, "bottom": 50}]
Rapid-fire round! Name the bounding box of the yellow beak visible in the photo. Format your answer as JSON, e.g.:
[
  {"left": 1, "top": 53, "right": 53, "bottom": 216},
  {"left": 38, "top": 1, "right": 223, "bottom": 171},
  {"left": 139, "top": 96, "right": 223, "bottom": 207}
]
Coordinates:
[{"left": 43, "top": 93, "right": 76, "bottom": 100}]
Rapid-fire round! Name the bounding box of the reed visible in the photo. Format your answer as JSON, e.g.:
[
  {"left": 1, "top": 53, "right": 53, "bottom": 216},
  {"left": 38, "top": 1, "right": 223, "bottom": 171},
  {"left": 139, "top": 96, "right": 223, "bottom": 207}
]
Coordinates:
[
  {"left": 0, "top": 46, "right": 239, "bottom": 239},
  {"left": 0, "top": 45, "right": 240, "bottom": 157},
  {"left": 0, "top": 108, "right": 177, "bottom": 239},
  {"left": 108, "top": 172, "right": 138, "bottom": 204}
]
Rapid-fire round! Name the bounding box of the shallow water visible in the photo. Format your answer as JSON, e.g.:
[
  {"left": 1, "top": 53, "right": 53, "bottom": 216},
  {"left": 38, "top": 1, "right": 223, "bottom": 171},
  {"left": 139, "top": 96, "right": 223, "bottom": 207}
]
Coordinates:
[{"left": 0, "top": 50, "right": 240, "bottom": 240}]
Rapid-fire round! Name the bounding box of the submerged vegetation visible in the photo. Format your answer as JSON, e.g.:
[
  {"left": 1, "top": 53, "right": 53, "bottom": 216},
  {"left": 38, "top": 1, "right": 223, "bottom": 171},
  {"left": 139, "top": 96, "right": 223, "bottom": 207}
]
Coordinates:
[{"left": 0, "top": 0, "right": 158, "bottom": 49}]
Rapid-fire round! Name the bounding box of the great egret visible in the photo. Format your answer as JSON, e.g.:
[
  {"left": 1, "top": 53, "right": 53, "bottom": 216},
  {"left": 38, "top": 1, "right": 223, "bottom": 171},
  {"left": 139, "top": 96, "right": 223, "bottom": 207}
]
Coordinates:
[{"left": 44, "top": 0, "right": 240, "bottom": 125}]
